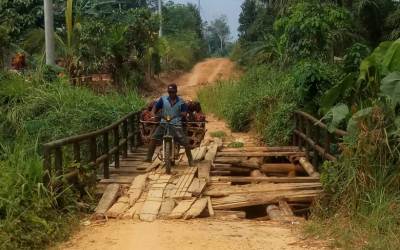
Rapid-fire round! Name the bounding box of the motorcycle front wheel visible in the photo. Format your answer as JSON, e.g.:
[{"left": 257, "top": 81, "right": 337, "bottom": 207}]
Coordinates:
[{"left": 165, "top": 140, "right": 172, "bottom": 174}]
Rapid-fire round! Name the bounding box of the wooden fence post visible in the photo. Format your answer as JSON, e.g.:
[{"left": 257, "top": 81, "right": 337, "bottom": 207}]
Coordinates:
[
  {"left": 54, "top": 147, "right": 63, "bottom": 177},
  {"left": 122, "top": 120, "right": 128, "bottom": 158},
  {"left": 43, "top": 146, "right": 51, "bottom": 185},
  {"left": 103, "top": 132, "right": 110, "bottom": 179},
  {"left": 73, "top": 143, "right": 80, "bottom": 163},
  {"left": 90, "top": 137, "right": 97, "bottom": 168},
  {"left": 114, "top": 126, "right": 120, "bottom": 168}
]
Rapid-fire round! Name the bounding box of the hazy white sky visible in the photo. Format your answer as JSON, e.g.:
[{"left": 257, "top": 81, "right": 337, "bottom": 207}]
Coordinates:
[{"left": 170, "top": 0, "right": 244, "bottom": 39}]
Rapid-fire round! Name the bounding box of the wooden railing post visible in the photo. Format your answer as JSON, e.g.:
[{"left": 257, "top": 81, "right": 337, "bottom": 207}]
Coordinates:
[
  {"left": 293, "top": 113, "right": 298, "bottom": 146},
  {"left": 312, "top": 123, "right": 319, "bottom": 168},
  {"left": 324, "top": 131, "right": 331, "bottom": 161},
  {"left": 90, "top": 137, "right": 97, "bottom": 168},
  {"left": 305, "top": 119, "right": 311, "bottom": 161},
  {"left": 73, "top": 143, "right": 80, "bottom": 163},
  {"left": 114, "top": 126, "right": 120, "bottom": 168},
  {"left": 298, "top": 115, "right": 304, "bottom": 150},
  {"left": 43, "top": 146, "right": 51, "bottom": 184},
  {"left": 54, "top": 147, "right": 63, "bottom": 177},
  {"left": 122, "top": 120, "right": 128, "bottom": 158},
  {"left": 103, "top": 132, "right": 110, "bottom": 179}
]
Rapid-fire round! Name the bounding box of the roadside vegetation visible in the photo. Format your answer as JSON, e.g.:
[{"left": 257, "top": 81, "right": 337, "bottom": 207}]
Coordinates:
[
  {"left": 199, "top": 0, "right": 400, "bottom": 248},
  {"left": 0, "top": 0, "right": 219, "bottom": 249}
]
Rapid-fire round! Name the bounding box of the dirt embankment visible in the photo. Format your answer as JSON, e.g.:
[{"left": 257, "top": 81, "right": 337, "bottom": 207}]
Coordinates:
[{"left": 57, "top": 58, "right": 325, "bottom": 250}]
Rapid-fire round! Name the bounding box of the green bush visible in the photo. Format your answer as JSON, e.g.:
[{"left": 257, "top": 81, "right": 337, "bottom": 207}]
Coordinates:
[
  {"left": 0, "top": 73, "right": 144, "bottom": 249},
  {"left": 199, "top": 65, "right": 298, "bottom": 145}
]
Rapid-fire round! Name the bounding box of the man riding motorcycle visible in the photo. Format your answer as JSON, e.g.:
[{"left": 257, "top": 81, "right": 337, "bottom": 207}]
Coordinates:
[{"left": 144, "top": 83, "right": 194, "bottom": 166}]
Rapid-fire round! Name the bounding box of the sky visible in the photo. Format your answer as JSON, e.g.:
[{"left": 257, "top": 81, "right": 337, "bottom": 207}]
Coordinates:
[{"left": 171, "top": 0, "right": 244, "bottom": 40}]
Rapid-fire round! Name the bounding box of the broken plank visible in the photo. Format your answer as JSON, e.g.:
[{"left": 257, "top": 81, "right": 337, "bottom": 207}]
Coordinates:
[
  {"left": 204, "top": 143, "right": 218, "bottom": 161},
  {"left": 299, "top": 157, "right": 320, "bottom": 178},
  {"left": 127, "top": 174, "right": 148, "bottom": 206},
  {"left": 193, "top": 146, "right": 208, "bottom": 161},
  {"left": 106, "top": 196, "right": 130, "bottom": 218},
  {"left": 139, "top": 177, "right": 170, "bottom": 222},
  {"left": 207, "top": 196, "right": 214, "bottom": 217},
  {"left": 93, "top": 184, "right": 120, "bottom": 219},
  {"left": 198, "top": 162, "right": 211, "bottom": 182},
  {"left": 260, "top": 163, "right": 305, "bottom": 174},
  {"left": 184, "top": 197, "right": 208, "bottom": 219},
  {"left": 168, "top": 198, "right": 196, "bottom": 219},
  {"left": 159, "top": 198, "right": 176, "bottom": 218},
  {"left": 172, "top": 167, "right": 197, "bottom": 199},
  {"left": 187, "top": 178, "right": 207, "bottom": 196}
]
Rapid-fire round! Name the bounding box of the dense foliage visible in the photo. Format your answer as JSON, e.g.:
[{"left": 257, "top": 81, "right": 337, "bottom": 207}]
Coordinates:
[{"left": 200, "top": 0, "right": 400, "bottom": 248}]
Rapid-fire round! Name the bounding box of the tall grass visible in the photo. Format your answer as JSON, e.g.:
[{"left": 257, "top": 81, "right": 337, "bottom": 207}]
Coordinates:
[
  {"left": 198, "top": 65, "right": 298, "bottom": 145},
  {"left": 307, "top": 107, "right": 400, "bottom": 249},
  {"left": 0, "top": 72, "right": 145, "bottom": 249}
]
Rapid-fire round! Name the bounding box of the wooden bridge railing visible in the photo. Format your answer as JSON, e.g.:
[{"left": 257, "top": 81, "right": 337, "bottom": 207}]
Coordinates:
[
  {"left": 43, "top": 111, "right": 141, "bottom": 183},
  {"left": 293, "top": 110, "right": 348, "bottom": 168}
]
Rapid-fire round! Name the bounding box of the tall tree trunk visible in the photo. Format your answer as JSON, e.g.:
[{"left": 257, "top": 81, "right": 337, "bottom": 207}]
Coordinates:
[{"left": 44, "top": 0, "right": 55, "bottom": 65}]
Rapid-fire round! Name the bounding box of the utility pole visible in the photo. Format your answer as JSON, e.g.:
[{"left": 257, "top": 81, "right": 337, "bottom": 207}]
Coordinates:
[
  {"left": 158, "top": 0, "right": 163, "bottom": 37},
  {"left": 44, "top": 0, "right": 55, "bottom": 65}
]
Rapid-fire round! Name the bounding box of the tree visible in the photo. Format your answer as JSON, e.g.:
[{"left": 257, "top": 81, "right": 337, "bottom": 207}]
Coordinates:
[
  {"left": 208, "top": 15, "right": 231, "bottom": 53},
  {"left": 238, "top": 0, "right": 258, "bottom": 42}
]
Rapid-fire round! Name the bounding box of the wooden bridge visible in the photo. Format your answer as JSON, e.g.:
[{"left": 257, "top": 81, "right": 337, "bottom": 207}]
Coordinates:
[{"left": 42, "top": 110, "right": 346, "bottom": 221}]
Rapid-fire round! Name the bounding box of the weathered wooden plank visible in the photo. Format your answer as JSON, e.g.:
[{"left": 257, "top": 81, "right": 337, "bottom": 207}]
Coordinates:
[
  {"left": 216, "top": 176, "right": 320, "bottom": 183},
  {"left": 127, "top": 174, "right": 148, "bottom": 206},
  {"left": 220, "top": 146, "right": 301, "bottom": 152},
  {"left": 214, "top": 157, "right": 247, "bottom": 164},
  {"left": 207, "top": 196, "right": 214, "bottom": 217},
  {"left": 216, "top": 151, "right": 306, "bottom": 157},
  {"left": 159, "top": 198, "right": 176, "bottom": 218},
  {"left": 99, "top": 177, "right": 134, "bottom": 185},
  {"left": 184, "top": 198, "right": 208, "bottom": 219},
  {"left": 214, "top": 210, "right": 246, "bottom": 219},
  {"left": 205, "top": 182, "right": 322, "bottom": 197},
  {"left": 139, "top": 176, "right": 171, "bottom": 222},
  {"left": 106, "top": 196, "right": 130, "bottom": 218},
  {"left": 93, "top": 184, "right": 120, "bottom": 219},
  {"left": 204, "top": 143, "right": 218, "bottom": 161},
  {"left": 299, "top": 157, "right": 320, "bottom": 178},
  {"left": 260, "top": 163, "right": 305, "bottom": 174},
  {"left": 172, "top": 167, "right": 197, "bottom": 199},
  {"left": 212, "top": 190, "right": 321, "bottom": 210},
  {"left": 187, "top": 178, "right": 207, "bottom": 197},
  {"left": 198, "top": 162, "right": 211, "bottom": 182},
  {"left": 193, "top": 146, "right": 208, "bottom": 161},
  {"left": 168, "top": 198, "right": 197, "bottom": 219}
]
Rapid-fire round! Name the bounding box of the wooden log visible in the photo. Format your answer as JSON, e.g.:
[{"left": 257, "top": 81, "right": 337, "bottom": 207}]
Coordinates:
[
  {"left": 207, "top": 196, "right": 214, "bottom": 217},
  {"left": 241, "top": 157, "right": 263, "bottom": 169},
  {"left": 220, "top": 146, "right": 301, "bottom": 152},
  {"left": 204, "top": 182, "right": 322, "bottom": 197},
  {"left": 214, "top": 210, "right": 246, "bottom": 219},
  {"left": 93, "top": 184, "right": 120, "bottom": 220},
  {"left": 211, "top": 170, "right": 231, "bottom": 176},
  {"left": 299, "top": 157, "right": 320, "bottom": 178},
  {"left": 266, "top": 205, "right": 284, "bottom": 220},
  {"left": 212, "top": 190, "right": 321, "bottom": 210},
  {"left": 278, "top": 200, "right": 294, "bottom": 217},
  {"left": 260, "top": 163, "right": 305, "bottom": 174},
  {"left": 127, "top": 174, "right": 148, "bottom": 206},
  {"left": 216, "top": 152, "right": 306, "bottom": 157},
  {"left": 184, "top": 197, "right": 208, "bottom": 219},
  {"left": 106, "top": 196, "right": 130, "bottom": 218},
  {"left": 168, "top": 198, "right": 197, "bottom": 219},
  {"left": 214, "top": 157, "right": 247, "bottom": 164},
  {"left": 216, "top": 176, "right": 320, "bottom": 183},
  {"left": 213, "top": 165, "right": 251, "bottom": 173}
]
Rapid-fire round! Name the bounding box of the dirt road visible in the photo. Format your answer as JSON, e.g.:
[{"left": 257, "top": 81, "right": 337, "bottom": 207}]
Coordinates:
[{"left": 57, "top": 58, "right": 322, "bottom": 250}]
